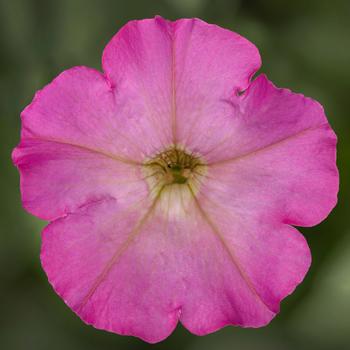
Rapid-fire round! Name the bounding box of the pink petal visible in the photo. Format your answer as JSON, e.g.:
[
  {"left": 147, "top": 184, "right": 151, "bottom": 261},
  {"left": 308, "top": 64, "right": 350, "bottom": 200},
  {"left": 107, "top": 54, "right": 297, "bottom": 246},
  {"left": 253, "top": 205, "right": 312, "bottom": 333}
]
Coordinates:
[
  {"left": 41, "top": 197, "right": 178, "bottom": 343},
  {"left": 181, "top": 194, "right": 311, "bottom": 334},
  {"left": 103, "top": 17, "right": 261, "bottom": 144},
  {"left": 200, "top": 75, "right": 338, "bottom": 227},
  {"left": 12, "top": 139, "right": 147, "bottom": 220}
]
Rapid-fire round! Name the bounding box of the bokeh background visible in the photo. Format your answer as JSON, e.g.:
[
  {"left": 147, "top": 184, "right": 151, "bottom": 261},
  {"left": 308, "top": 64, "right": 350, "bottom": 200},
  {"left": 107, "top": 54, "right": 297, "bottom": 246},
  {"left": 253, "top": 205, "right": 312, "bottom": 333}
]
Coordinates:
[{"left": 1, "top": 0, "right": 349, "bottom": 349}]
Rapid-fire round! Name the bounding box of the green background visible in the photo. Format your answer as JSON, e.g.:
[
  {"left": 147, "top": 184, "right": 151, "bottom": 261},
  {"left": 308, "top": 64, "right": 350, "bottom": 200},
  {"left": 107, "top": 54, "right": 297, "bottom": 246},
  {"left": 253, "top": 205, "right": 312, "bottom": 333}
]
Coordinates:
[{"left": 1, "top": 0, "right": 349, "bottom": 349}]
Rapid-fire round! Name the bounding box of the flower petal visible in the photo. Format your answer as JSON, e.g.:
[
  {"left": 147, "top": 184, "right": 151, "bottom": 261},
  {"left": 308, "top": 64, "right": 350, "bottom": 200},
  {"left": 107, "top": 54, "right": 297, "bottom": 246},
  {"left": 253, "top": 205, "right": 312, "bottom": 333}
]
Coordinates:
[
  {"left": 180, "top": 190, "right": 311, "bottom": 334},
  {"left": 41, "top": 197, "right": 180, "bottom": 343},
  {"left": 12, "top": 139, "right": 146, "bottom": 220},
  {"left": 102, "top": 17, "right": 261, "bottom": 145},
  {"left": 200, "top": 75, "right": 338, "bottom": 227}
]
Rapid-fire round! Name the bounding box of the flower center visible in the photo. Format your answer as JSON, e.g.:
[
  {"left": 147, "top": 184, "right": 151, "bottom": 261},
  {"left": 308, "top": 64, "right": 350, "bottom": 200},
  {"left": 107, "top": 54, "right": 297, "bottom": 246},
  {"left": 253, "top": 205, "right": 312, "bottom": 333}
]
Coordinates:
[
  {"left": 142, "top": 146, "right": 207, "bottom": 218},
  {"left": 145, "top": 147, "right": 203, "bottom": 185},
  {"left": 143, "top": 147, "right": 205, "bottom": 187}
]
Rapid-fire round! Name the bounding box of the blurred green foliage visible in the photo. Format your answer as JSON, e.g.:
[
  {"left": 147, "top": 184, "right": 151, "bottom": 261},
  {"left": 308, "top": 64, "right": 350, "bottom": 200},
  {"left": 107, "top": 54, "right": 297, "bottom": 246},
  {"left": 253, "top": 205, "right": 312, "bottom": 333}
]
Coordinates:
[{"left": 1, "top": 0, "right": 349, "bottom": 349}]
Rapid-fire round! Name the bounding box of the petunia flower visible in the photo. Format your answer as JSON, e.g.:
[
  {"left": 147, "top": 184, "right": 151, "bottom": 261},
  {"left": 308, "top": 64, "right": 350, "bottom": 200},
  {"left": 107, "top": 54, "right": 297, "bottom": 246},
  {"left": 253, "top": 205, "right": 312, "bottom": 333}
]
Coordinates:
[{"left": 12, "top": 17, "right": 338, "bottom": 343}]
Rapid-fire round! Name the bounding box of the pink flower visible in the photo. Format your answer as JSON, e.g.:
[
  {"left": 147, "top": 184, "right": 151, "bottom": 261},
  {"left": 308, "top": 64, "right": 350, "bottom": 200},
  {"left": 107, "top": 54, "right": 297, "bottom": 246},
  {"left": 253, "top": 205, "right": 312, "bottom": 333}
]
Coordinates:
[{"left": 12, "top": 17, "right": 338, "bottom": 343}]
